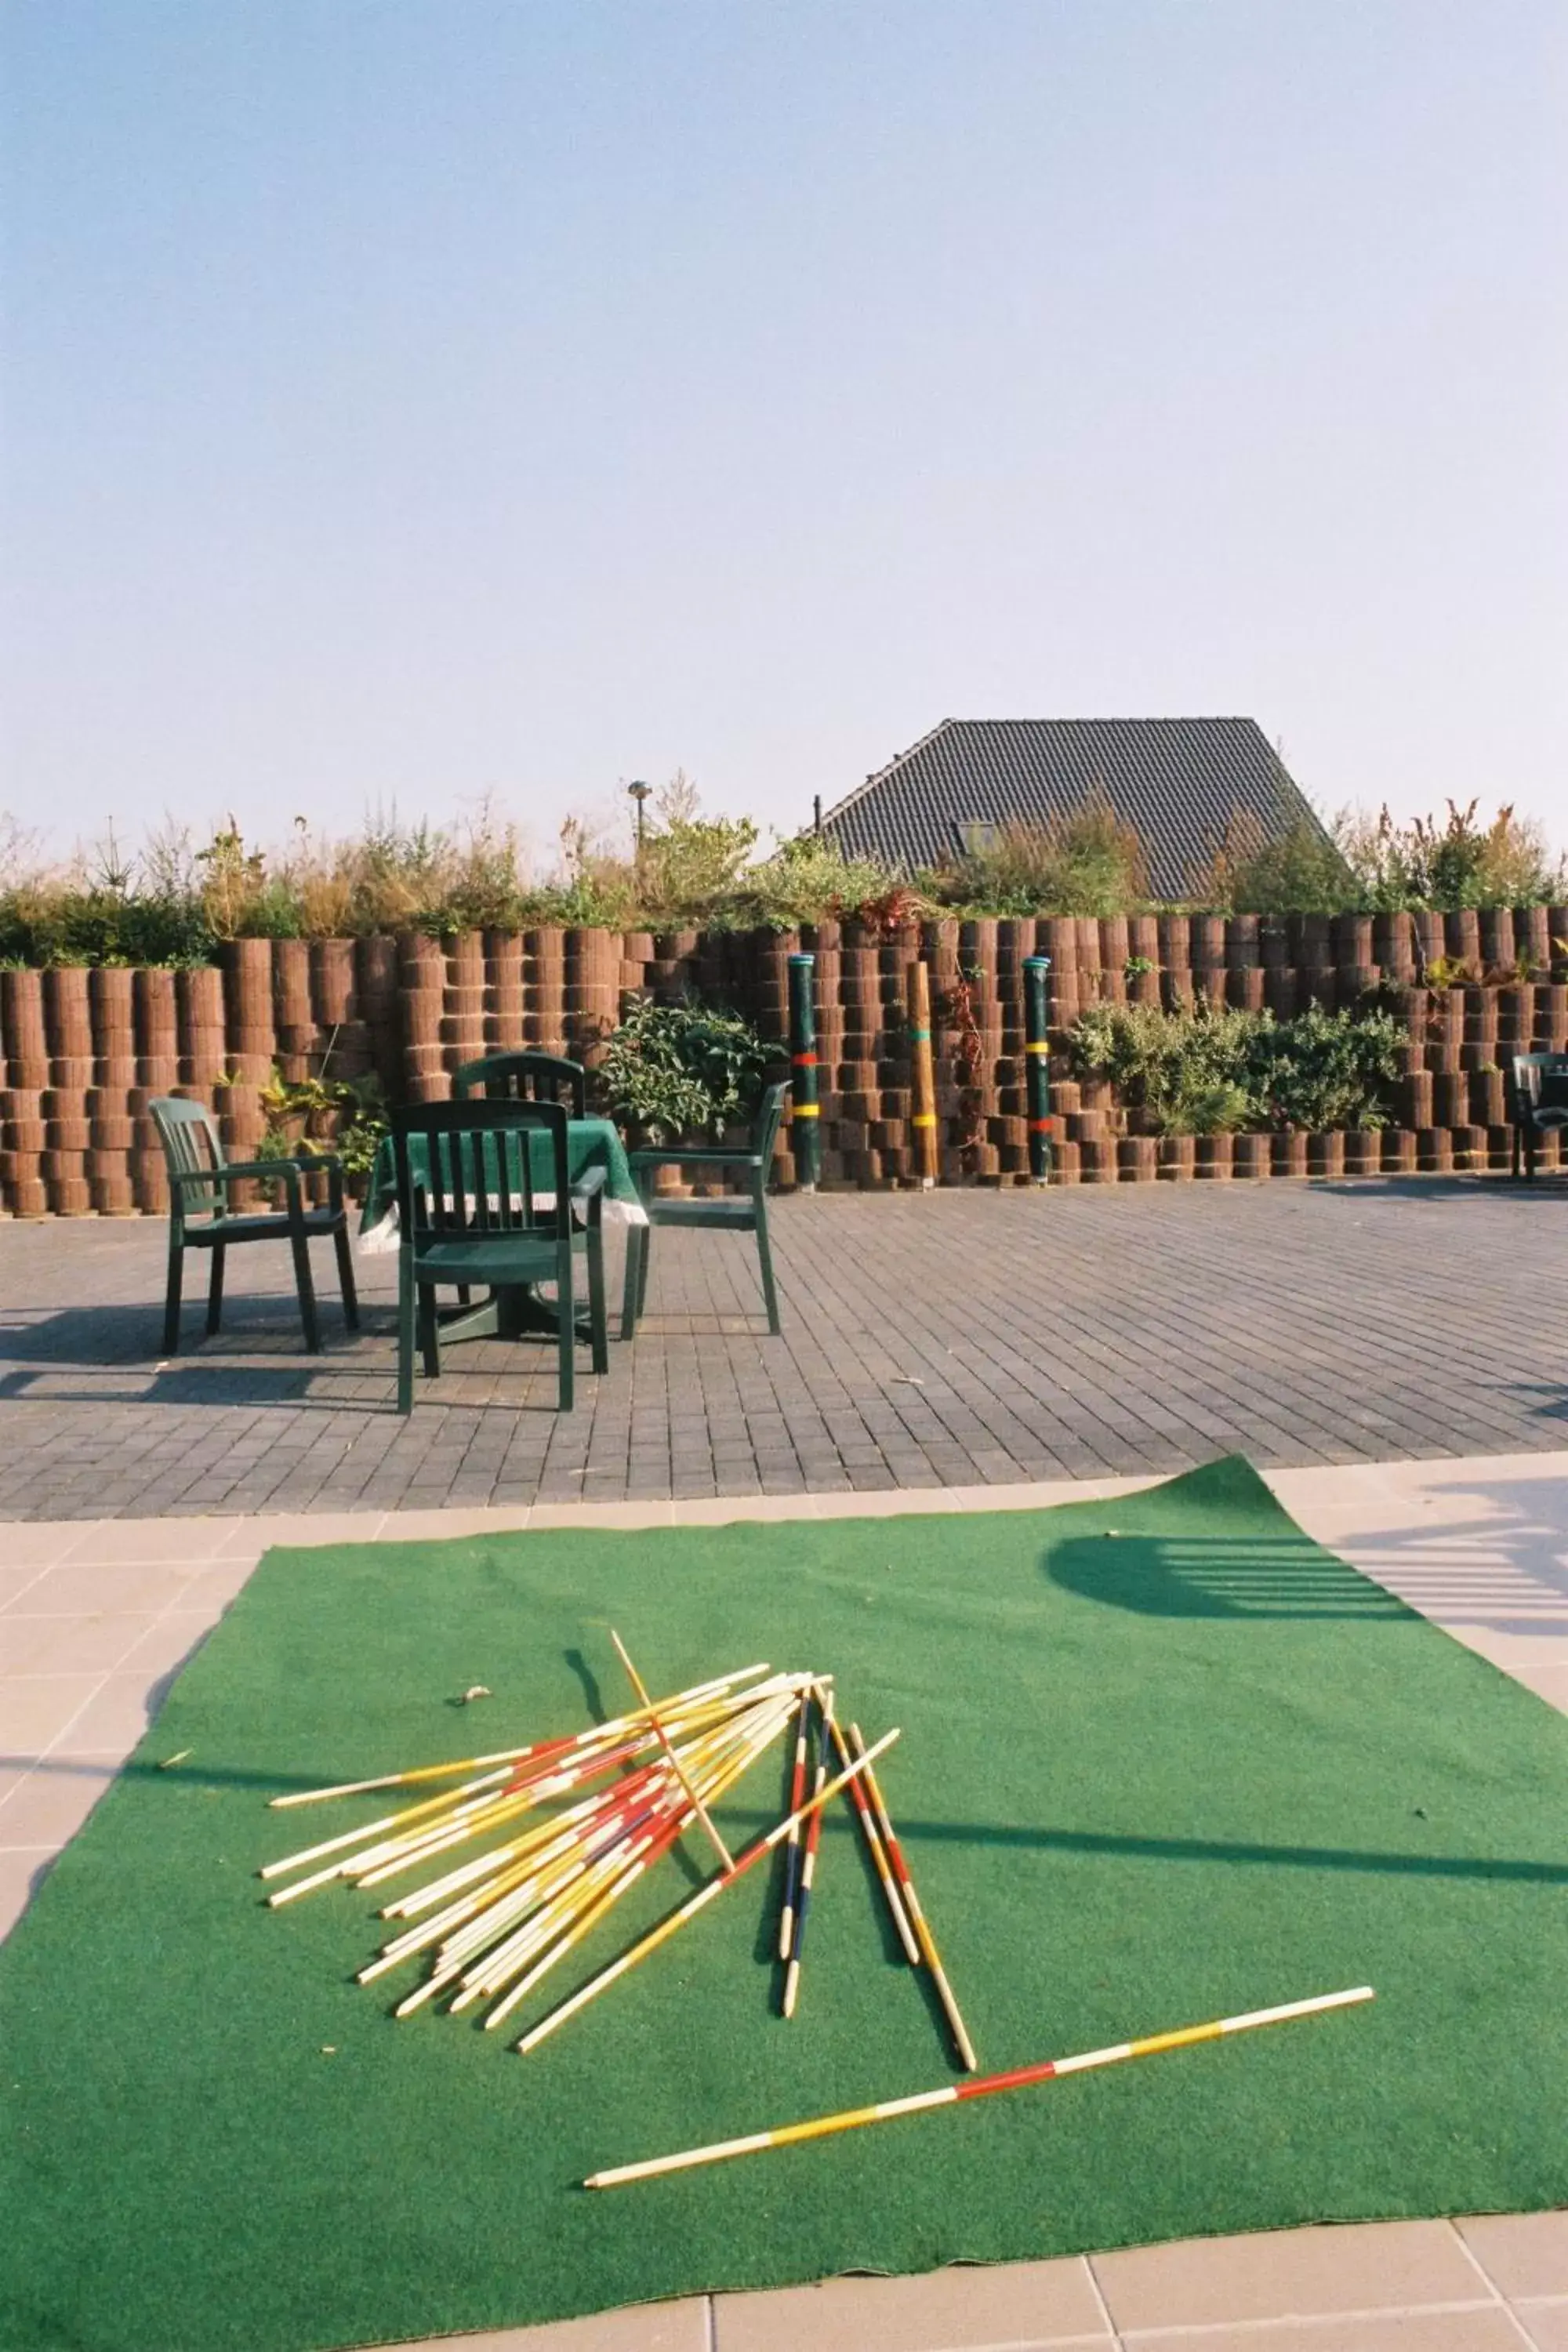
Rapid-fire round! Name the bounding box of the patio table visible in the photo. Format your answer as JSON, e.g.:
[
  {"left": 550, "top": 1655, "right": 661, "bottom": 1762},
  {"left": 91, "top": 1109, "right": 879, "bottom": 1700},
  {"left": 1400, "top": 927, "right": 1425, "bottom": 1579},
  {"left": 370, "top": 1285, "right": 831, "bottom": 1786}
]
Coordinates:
[{"left": 358, "top": 1116, "right": 645, "bottom": 1345}]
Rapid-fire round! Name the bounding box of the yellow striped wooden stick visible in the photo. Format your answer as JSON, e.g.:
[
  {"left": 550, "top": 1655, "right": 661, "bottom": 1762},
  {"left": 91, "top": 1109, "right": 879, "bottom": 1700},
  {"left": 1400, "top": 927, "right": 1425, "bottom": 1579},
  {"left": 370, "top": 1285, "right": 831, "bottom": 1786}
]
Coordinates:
[{"left": 584, "top": 1987, "right": 1375, "bottom": 2187}]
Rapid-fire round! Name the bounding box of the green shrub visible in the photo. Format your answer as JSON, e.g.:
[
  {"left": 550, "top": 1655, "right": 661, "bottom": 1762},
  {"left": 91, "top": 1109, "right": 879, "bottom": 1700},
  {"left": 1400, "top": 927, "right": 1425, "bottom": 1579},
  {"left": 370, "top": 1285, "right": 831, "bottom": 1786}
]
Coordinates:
[
  {"left": 1067, "top": 1000, "right": 1400, "bottom": 1134},
  {"left": 928, "top": 796, "right": 1150, "bottom": 916},
  {"left": 1249, "top": 1003, "right": 1402, "bottom": 1131},
  {"left": 597, "top": 996, "right": 776, "bottom": 1142}
]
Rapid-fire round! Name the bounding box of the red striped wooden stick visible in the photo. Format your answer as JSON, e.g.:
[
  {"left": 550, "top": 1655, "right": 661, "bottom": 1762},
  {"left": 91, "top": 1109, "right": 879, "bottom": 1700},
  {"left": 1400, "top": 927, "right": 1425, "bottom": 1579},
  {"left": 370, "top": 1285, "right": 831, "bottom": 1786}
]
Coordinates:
[
  {"left": 850, "top": 1720, "right": 977, "bottom": 2069},
  {"left": 584, "top": 1987, "right": 1375, "bottom": 2187}
]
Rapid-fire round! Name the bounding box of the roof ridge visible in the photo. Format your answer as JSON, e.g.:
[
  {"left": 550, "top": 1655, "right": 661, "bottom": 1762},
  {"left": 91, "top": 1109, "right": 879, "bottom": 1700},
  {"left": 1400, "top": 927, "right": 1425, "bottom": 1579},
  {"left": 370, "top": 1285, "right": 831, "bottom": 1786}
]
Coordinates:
[{"left": 812, "top": 717, "right": 956, "bottom": 833}]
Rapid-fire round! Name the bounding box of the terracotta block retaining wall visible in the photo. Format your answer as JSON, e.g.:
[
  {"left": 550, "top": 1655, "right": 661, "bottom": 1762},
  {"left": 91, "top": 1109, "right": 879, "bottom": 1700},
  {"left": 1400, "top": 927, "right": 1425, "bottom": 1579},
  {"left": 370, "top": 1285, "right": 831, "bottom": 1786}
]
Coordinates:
[{"left": 1, "top": 908, "right": 1563, "bottom": 1214}]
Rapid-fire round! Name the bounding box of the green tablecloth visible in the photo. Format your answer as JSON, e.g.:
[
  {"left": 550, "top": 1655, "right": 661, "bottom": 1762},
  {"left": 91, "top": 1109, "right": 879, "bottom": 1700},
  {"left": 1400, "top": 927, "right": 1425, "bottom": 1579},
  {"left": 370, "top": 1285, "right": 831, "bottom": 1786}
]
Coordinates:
[{"left": 359, "top": 1116, "right": 643, "bottom": 1251}]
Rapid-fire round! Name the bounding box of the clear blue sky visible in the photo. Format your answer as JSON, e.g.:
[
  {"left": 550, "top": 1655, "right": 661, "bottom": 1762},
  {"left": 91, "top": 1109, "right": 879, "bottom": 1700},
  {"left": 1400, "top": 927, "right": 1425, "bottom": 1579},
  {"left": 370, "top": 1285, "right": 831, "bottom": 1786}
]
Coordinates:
[{"left": 3, "top": 0, "right": 1564, "bottom": 869}]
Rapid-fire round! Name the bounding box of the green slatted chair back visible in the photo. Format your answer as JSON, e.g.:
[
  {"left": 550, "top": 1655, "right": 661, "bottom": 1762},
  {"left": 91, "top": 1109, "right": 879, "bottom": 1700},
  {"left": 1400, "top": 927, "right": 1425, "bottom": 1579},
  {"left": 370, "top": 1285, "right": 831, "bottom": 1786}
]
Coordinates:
[
  {"left": 391, "top": 1098, "right": 572, "bottom": 1247},
  {"left": 752, "top": 1080, "right": 789, "bottom": 1168},
  {"left": 149, "top": 1097, "right": 227, "bottom": 1217},
  {"left": 452, "top": 1051, "right": 587, "bottom": 1119}
]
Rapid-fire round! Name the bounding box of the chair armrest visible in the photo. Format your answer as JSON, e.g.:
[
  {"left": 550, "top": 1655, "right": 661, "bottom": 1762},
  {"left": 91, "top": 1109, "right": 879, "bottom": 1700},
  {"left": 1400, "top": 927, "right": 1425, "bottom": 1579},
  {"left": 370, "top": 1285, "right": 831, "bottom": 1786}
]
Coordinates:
[
  {"left": 628, "top": 1147, "right": 764, "bottom": 1170},
  {"left": 172, "top": 1160, "right": 308, "bottom": 1223},
  {"left": 571, "top": 1164, "right": 608, "bottom": 1225},
  {"left": 172, "top": 1159, "right": 301, "bottom": 1192}
]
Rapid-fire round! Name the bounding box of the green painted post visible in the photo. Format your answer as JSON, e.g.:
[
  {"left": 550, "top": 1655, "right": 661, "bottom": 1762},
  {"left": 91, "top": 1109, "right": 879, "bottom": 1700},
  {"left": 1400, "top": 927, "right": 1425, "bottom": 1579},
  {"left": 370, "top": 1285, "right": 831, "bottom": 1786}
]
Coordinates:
[
  {"left": 788, "top": 953, "right": 821, "bottom": 1192},
  {"left": 1023, "top": 954, "right": 1054, "bottom": 1185}
]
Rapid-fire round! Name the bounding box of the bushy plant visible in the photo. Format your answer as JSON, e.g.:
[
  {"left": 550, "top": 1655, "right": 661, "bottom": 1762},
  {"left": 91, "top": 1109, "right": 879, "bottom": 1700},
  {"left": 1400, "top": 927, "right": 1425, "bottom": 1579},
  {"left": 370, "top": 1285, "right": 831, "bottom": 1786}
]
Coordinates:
[
  {"left": 1190, "top": 810, "right": 1356, "bottom": 914},
  {"left": 734, "top": 833, "right": 901, "bottom": 929},
  {"left": 929, "top": 796, "right": 1150, "bottom": 916},
  {"left": 597, "top": 995, "right": 775, "bottom": 1141},
  {"left": 1068, "top": 1000, "right": 1399, "bottom": 1134},
  {"left": 1249, "top": 1004, "right": 1401, "bottom": 1130},
  {"left": 1334, "top": 800, "right": 1564, "bottom": 912}
]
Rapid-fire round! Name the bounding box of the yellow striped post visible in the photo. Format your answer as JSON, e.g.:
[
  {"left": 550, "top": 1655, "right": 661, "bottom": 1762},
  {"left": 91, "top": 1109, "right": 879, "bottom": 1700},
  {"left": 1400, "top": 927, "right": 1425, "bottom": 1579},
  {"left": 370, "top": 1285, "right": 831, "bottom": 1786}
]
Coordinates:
[
  {"left": 788, "top": 953, "right": 820, "bottom": 1191},
  {"left": 907, "top": 957, "right": 938, "bottom": 1189}
]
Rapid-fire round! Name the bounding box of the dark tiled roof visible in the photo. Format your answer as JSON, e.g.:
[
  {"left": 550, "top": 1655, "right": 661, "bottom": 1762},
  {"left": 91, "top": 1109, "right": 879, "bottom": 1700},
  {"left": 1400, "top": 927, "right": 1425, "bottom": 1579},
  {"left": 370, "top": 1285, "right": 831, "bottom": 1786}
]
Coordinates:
[{"left": 818, "top": 717, "right": 1323, "bottom": 899}]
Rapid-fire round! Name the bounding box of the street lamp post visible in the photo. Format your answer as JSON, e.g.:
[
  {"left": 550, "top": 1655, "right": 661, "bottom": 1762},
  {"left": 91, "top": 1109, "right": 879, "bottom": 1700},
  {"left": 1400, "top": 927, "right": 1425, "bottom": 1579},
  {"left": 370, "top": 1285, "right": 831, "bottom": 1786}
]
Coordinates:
[{"left": 627, "top": 780, "right": 652, "bottom": 851}]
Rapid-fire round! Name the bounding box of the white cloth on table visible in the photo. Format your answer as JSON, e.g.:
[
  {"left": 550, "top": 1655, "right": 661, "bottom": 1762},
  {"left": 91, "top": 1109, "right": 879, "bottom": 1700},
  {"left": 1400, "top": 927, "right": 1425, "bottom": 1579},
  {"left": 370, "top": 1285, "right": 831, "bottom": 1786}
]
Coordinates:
[{"left": 358, "top": 1190, "right": 647, "bottom": 1257}]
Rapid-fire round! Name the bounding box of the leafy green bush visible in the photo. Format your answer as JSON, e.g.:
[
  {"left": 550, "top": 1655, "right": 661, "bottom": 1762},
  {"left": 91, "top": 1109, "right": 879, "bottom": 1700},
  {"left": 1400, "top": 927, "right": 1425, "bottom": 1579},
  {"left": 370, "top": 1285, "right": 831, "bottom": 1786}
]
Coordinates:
[
  {"left": 927, "top": 797, "right": 1150, "bottom": 916},
  {"left": 1249, "top": 1004, "right": 1402, "bottom": 1130},
  {"left": 597, "top": 996, "right": 775, "bottom": 1142},
  {"left": 1067, "top": 1000, "right": 1400, "bottom": 1134}
]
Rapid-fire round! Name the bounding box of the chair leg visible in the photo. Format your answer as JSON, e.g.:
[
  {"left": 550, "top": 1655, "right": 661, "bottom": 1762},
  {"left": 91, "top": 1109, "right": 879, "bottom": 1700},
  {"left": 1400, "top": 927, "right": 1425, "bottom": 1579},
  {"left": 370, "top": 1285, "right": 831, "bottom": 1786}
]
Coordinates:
[
  {"left": 1526, "top": 1134, "right": 1538, "bottom": 1183},
  {"left": 586, "top": 1227, "right": 608, "bottom": 1374},
  {"left": 289, "top": 1225, "right": 322, "bottom": 1352},
  {"left": 418, "top": 1285, "right": 440, "bottom": 1379},
  {"left": 637, "top": 1224, "right": 652, "bottom": 1316},
  {"left": 162, "top": 1230, "right": 184, "bottom": 1356},
  {"left": 753, "top": 1196, "right": 782, "bottom": 1335},
  {"left": 556, "top": 1247, "right": 575, "bottom": 1411},
  {"left": 205, "top": 1242, "right": 226, "bottom": 1336},
  {"left": 396, "top": 1252, "right": 416, "bottom": 1414},
  {"left": 334, "top": 1222, "right": 361, "bottom": 1330},
  {"left": 620, "top": 1226, "right": 644, "bottom": 1341}
]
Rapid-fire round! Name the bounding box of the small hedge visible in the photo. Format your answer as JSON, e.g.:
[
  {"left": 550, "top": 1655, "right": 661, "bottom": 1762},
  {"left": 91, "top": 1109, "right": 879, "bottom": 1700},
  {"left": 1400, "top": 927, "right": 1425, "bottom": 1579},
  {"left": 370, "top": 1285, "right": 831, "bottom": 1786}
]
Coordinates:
[{"left": 1066, "top": 1002, "right": 1404, "bottom": 1134}]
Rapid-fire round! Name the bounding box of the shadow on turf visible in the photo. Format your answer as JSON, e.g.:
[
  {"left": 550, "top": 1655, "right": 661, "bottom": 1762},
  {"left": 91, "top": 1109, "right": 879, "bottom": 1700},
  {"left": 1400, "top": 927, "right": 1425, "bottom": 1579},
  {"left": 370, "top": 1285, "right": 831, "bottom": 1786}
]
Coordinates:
[
  {"left": 9, "top": 1755, "right": 1563, "bottom": 1886},
  {"left": 1047, "top": 1530, "right": 1410, "bottom": 1619}
]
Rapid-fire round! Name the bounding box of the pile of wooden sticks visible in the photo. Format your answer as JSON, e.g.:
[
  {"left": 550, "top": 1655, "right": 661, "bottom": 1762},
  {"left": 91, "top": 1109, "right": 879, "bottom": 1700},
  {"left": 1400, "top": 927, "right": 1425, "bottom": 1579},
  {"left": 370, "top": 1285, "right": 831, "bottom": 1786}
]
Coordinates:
[{"left": 261, "top": 1639, "right": 975, "bottom": 2065}]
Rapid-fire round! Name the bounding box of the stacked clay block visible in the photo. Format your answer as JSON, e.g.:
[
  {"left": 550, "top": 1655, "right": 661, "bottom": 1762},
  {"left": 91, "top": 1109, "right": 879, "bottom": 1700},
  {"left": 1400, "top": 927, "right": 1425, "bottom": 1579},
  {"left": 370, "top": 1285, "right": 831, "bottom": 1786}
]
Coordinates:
[
  {"left": 12, "top": 902, "right": 1568, "bottom": 1214},
  {"left": 0, "top": 968, "right": 49, "bottom": 1215},
  {"left": 400, "top": 933, "right": 448, "bottom": 1102}
]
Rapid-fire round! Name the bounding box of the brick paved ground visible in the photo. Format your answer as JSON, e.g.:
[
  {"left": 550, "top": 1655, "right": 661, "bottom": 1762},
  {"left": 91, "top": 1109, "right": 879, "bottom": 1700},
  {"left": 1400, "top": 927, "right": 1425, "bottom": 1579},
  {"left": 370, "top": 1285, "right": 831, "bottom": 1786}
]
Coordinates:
[{"left": 2, "top": 1179, "right": 1567, "bottom": 1521}]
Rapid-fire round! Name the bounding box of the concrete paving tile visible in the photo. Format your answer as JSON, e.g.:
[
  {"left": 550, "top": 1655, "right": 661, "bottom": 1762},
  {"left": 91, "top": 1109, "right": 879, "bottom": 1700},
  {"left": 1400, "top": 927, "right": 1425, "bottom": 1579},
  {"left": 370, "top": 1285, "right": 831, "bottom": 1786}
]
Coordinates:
[
  {"left": 60, "top": 1516, "right": 246, "bottom": 1565},
  {"left": 1091, "top": 2220, "right": 1483, "bottom": 2331},
  {"left": 49, "top": 1672, "right": 160, "bottom": 1755},
  {"left": 0, "top": 1673, "right": 107, "bottom": 1752},
  {"left": 2, "top": 1560, "right": 207, "bottom": 1617},
  {"left": 376, "top": 1508, "right": 535, "bottom": 1542},
  {"left": 1501, "top": 1664, "right": 1568, "bottom": 1713},
  {"left": 0, "top": 1759, "right": 118, "bottom": 1847},
  {"left": 1456, "top": 2214, "right": 1568, "bottom": 2299},
  {"left": 114, "top": 1611, "right": 219, "bottom": 1679},
  {"left": 527, "top": 1501, "right": 678, "bottom": 1530},
  {"left": 219, "top": 1512, "right": 386, "bottom": 1555},
  {"left": 358, "top": 2297, "right": 710, "bottom": 2350},
  {"left": 0, "top": 1613, "right": 158, "bottom": 1675},
  {"left": 0, "top": 1523, "right": 82, "bottom": 1570},
  {"left": 0, "top": 1846, "right": 52, "bottom": 1940},
  {"left": 1118, "top": 2317, "right": 1529, "bottom": 2351},
  {"left": 1516, "top": 2303, "right": 1568, "bottom": 2351},
  {"left": 670, "top": 1496, "right": 823, "bottom": 1525},
  {"left": 713, "top": 2259, "right": 1110, "bottom": 2349},
  {"left": 161, "top": 1557, "right": 265, "bottom": 1613}
]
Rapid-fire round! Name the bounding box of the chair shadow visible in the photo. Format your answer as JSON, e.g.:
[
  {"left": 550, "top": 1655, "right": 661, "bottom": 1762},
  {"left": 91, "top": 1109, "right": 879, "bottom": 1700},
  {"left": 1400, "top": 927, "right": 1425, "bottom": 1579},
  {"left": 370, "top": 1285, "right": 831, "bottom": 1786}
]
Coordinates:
[{"left": 1047, "top": 1530, "right": 1410, "bottom": 1620}]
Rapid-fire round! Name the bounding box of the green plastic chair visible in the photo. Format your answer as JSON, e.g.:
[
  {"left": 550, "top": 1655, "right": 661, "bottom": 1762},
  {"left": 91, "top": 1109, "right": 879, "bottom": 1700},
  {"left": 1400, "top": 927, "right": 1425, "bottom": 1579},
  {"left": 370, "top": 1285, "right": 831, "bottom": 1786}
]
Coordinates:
[
  {"left": 621, "top": 1082, "right": 789, "bottom": 1340},
  {"left": 1509, "top": 1052, "right": 1568, "bottom": 1179},
  {"left": 452, "top": 1051, "right": 587, "bottom": 1116},
  {"left": 149, "top": 1097, "right": 358, "bottom": 1356},
  {"left": 390, "top": 1098, "right": 608, "bottom": 1414}
]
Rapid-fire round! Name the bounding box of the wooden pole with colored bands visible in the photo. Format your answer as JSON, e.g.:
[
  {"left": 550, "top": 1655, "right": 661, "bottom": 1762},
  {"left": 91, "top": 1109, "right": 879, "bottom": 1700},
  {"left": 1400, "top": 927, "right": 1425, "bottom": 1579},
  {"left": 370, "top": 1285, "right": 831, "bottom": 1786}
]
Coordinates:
[
  {"left": 609, "top": 1628, "right": 735, "bottom": 1875},
  {"left": 776, "top": 1694, "right": 811, "bottom": 1961},
  {"left": 267, "top": 1663, "right": 771, "bottom": 1809},
  {"left": 850, "top": 1721, "right": 977, "bottom": 2071},
  {"left": 583, "top": 1987, "right": 1375, "bottom": 2187},
  {"left": 1023, "top": 955, "right": 1054, "bottom": 1185},
  {"left": 787, "top": 953, "right": 820, "bottom": 1192},
  {"left": 515, "top": 1726, "right": 901, "bottom": 2055},
  {"left": 907, "top": 958, "right": 938, "bottom": 1188},
  {"left": 782, "top": 1690, "right": 830, "bottom": 2017},
  {"left": 826, "top": 1712, "right": 920, "bottom": 1965}
]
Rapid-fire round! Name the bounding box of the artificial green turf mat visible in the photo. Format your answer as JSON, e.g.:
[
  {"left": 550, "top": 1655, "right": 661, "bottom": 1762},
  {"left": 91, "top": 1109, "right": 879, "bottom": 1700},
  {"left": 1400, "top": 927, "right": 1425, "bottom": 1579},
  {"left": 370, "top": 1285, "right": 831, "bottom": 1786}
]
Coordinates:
[{"left": 2, "top": 1457, "right": 1566, "bottom": 2352}]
